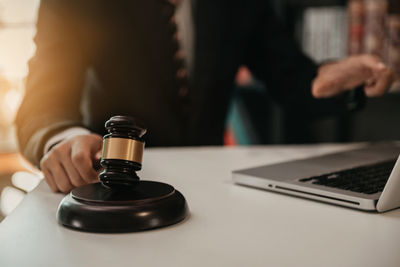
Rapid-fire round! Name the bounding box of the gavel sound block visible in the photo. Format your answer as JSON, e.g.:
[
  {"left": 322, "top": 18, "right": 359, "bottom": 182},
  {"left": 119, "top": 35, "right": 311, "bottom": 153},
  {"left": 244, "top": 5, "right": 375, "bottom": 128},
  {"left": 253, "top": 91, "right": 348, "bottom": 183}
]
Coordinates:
[{"left": 56, "top": 116, "right": 189, "bottom": 233}]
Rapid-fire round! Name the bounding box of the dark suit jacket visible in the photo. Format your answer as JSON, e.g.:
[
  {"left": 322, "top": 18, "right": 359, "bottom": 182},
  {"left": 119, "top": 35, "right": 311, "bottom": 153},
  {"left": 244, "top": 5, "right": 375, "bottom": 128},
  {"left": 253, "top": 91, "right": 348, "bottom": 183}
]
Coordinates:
[{"left": 16, "top": 0, "right": 350, "bottom": 166}]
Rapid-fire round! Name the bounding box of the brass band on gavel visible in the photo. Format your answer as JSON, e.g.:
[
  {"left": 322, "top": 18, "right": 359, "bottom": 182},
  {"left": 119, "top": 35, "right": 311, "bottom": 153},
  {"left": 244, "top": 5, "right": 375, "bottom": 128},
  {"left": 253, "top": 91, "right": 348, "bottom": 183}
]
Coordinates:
[{"left": 102, "top": 137, "right": 144, "bottom": 164}]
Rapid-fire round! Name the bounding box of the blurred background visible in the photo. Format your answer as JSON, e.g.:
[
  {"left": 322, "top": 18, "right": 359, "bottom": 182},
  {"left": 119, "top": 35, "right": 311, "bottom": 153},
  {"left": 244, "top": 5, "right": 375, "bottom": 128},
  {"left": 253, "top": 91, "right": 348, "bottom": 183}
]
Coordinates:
[
  {"left": 0, "top": 0, "right": 400, "bottom": 222},
  {"left": 228, "top": 0, "right": 400, "bottom": 145},
  {"left": 0, "top": 0, "right": 41, "bottom": 222}
]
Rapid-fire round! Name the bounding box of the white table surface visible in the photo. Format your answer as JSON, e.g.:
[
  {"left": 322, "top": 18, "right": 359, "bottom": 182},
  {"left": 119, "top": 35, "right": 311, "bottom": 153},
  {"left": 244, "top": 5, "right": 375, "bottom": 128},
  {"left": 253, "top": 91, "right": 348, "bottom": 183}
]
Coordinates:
[{"left": 1, "top": 144, "right": 400, "bottom": 267}]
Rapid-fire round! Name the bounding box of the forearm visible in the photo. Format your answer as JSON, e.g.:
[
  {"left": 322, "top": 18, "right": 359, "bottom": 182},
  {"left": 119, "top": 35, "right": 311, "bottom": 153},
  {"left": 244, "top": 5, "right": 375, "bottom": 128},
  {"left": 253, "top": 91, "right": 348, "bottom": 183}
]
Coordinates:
[{"left": 16, "top": 0, "right": 89, "bottom": 166}]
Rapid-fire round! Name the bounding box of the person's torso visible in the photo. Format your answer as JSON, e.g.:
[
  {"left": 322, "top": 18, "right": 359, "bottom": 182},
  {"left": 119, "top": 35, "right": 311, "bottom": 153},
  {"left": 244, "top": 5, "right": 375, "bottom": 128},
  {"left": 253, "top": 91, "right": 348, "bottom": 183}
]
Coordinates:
[{"left": 68, "top": 0, "right": 263, "bottom": 146}]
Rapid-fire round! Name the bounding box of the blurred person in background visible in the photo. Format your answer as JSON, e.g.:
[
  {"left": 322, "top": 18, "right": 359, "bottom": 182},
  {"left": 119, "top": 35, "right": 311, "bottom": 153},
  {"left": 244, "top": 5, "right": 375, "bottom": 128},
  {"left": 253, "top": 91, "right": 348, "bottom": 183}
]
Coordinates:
[{"left": 16, "top": 0, "right": 394, "bottom": 193}]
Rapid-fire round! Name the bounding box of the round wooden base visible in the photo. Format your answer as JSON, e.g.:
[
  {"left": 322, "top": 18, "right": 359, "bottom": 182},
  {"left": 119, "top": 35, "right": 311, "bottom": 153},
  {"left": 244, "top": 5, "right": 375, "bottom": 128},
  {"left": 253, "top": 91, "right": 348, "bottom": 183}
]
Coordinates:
[{"left": 56, "top": 181, "right": 188, "bottom": 233}]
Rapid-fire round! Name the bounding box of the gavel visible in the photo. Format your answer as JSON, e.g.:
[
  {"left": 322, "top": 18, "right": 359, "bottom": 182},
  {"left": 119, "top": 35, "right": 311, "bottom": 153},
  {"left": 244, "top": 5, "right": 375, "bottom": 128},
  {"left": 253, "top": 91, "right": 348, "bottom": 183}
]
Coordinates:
[{"left": 99, "top": 115, "right": 146, "bottom": 188}]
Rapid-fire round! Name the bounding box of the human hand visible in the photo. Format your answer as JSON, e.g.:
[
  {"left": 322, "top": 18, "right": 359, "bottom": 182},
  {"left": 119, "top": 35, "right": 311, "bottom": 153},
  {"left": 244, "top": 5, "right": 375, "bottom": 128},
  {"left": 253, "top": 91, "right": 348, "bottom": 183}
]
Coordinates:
[
  {"left": 312, "top": 54, "right": 394, "bottom": 98},
  {"left": 40, "top": 134, "right": 103, "bottom": 193}
]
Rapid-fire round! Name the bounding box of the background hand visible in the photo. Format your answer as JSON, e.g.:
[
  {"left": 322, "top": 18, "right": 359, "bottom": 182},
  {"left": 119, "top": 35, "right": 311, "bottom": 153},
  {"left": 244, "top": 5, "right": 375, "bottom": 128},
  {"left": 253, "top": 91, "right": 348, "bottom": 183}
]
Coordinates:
[
  {"left": 40, "top": 134, "right": 103, "bottom": 193},
  {"left": 312, "top": 54, "right": 394, "bottom": 98}
]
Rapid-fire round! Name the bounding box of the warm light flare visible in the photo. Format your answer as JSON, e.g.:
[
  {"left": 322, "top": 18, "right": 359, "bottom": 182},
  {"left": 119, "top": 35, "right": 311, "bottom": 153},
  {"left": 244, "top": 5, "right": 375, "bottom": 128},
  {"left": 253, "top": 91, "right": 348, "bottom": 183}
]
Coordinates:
[
  {"left": 0, "top": 0, "right": 39, "bottom": 152},
  {"left": 1, "top": 88, "right": 22, "bottom": 123}
]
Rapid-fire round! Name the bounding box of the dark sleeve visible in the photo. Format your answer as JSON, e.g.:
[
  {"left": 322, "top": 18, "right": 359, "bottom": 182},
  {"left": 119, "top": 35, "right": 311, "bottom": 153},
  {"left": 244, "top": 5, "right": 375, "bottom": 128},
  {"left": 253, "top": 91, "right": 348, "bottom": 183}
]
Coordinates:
[
  {"left": 245, "top": 2, "right": 352, "bottom": 118},
  {"left": 15, "top": 0, "right": 89, "bottom": 166}
]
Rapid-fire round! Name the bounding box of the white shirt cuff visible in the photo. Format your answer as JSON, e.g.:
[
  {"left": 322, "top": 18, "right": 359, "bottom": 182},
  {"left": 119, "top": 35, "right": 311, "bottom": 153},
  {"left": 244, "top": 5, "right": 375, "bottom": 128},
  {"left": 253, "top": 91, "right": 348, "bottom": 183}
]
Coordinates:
[{"left": 43, "top": 127, "right": 91, "bottom": 154}]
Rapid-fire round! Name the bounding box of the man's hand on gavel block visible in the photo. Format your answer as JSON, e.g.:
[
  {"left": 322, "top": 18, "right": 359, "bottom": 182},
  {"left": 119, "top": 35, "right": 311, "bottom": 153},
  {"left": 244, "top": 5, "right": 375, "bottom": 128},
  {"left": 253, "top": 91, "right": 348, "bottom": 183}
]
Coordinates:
[
  {"left": 312, "top": 54, "right": 394, "bottom": 99},
  {"left": 40, "top": 134, "right": 103, "bottom": 193}
]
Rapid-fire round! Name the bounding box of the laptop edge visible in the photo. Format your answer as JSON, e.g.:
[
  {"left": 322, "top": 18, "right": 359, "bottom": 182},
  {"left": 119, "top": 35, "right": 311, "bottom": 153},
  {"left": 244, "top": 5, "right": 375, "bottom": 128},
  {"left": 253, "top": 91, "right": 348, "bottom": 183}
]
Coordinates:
[{"left": 232, "top": 143, "right": 400, "bottom": 212}]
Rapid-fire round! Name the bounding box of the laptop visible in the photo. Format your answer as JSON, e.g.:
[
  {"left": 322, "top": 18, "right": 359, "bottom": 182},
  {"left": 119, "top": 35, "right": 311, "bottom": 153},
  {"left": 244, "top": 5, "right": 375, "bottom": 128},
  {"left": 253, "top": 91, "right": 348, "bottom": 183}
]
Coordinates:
[{"left": 232, "top": 142, "right": 400, "bottom": 212}]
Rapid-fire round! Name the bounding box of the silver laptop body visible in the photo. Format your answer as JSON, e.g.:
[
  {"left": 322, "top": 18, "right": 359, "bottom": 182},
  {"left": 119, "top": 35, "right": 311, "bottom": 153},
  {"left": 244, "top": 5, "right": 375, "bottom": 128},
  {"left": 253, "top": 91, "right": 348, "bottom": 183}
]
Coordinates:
[{"left": 232, "top": 143, "right": 400, "bottom": 212}]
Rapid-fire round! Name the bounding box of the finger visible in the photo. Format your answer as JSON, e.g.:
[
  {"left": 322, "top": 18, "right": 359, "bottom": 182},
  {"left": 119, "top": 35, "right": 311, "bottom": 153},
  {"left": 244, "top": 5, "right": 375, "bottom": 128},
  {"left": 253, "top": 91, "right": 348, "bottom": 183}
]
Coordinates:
[
  {"left": 41, "top": 167, "right": 58, "bottom": 192},
  {"left": 62, "top": 156, "right": 87, "bottom": 187},
  {"left": 40, "top": 156, "right": 58, "bottom": 192},
  {"left": 312, "top": 61, "right": 356, "bottom": 98},
  {"left": 312, "top": 77, "right": 341, "bottom": 98},
  {"left": 71, "top": 149, "right": 98, "bottom": 183},
  {"left": 52, "top": 144, "right": 87, "bottom": 187},
  {"left": 51, "top": 160, "right": 74, "bottom": 193}
]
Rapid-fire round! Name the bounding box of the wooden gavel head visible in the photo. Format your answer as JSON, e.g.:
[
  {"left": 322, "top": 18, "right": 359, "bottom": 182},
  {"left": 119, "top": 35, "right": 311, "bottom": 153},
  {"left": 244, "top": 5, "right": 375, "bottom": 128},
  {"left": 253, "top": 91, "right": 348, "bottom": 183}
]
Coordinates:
[{"left": 99, "top": 115, "right": 147, "bottom": 188}]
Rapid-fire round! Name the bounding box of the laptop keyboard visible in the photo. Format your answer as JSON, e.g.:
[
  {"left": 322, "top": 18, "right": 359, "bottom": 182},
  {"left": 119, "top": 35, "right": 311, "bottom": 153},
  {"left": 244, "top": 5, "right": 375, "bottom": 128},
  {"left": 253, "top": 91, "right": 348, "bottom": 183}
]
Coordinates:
[{"left": 298, "top": 160, "right": 396, "bottom": 195}]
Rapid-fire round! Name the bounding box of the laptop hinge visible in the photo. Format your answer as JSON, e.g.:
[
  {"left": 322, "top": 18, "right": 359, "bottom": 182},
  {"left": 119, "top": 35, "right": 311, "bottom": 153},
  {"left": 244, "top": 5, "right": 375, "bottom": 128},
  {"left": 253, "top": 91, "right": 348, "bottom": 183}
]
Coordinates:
[{"left": 376, "top": 155, "right": 400, "bottom": 212}]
